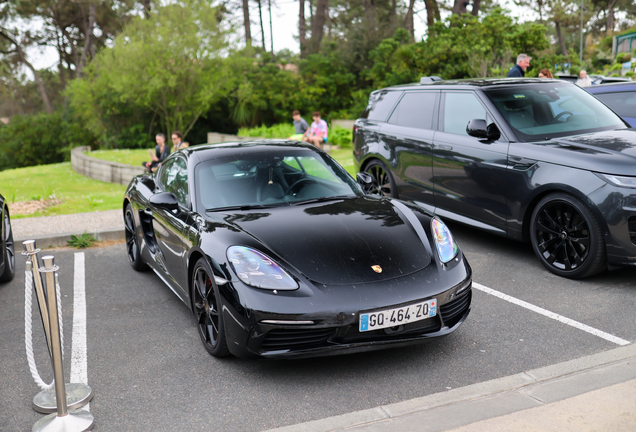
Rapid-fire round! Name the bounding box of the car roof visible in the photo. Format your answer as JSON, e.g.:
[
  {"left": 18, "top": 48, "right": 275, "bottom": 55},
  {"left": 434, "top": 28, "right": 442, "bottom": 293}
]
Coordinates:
[
  {"left": 180, "top": 139, "right": 323, "bottom": 160},
  {"left": 585, "top": 81, "right": 636, "bottom": 93},
  {"left": 378, "top": 77, "right": 571, "bottom": 92}
]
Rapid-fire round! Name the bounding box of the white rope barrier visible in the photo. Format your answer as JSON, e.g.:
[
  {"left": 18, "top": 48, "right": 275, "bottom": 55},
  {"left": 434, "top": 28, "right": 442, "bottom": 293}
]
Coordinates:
[{"left": 24, "top": 269, "right": 64, "bottom": 390}]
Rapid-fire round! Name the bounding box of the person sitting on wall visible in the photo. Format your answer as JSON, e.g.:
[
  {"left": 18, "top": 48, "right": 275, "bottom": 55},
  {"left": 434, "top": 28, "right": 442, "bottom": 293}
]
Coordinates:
[
  {"left": 289, "top": 110, "right": 309, "bottom": 141},
  {"left": 142, "top": 133, "right": 171, "bottom": 173},
  {"left": 303, "top": 111, "right": 328, "bottom": 149},
  {"left": 171, "top": 130, "right": 189, "bottom": 152}
]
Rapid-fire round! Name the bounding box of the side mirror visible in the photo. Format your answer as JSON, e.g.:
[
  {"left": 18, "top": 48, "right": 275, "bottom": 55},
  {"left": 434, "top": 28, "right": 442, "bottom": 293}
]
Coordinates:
[
  {"left": 467, "top": 119, "right": 500, "bottom": 140},
  {"left": 356, "top": 172, "right": 375, "bottom": 194},
  {"left": 466, "top": 119, "right": 488, "bottom": 138},
  {"left": 149, "top": 191, "right": 179, "bottom": 211}
]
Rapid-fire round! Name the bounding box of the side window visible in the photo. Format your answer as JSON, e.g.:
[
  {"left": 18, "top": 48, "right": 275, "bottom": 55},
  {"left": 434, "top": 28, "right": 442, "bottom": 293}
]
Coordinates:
[
  {"left": 388, "top": 92, "right": 437, "bottom": 129},
  {"left": 594, "top": 92, "right": 636, "bottom": 117},
  {"left": 160, "top": 158, "right": 189, "bottom": 206},
  {"left": 367, "top": 91, "right": 403, "bottom": 122},
  {"left": 443, "top": 92, "right": 487, "bottom": 135}
]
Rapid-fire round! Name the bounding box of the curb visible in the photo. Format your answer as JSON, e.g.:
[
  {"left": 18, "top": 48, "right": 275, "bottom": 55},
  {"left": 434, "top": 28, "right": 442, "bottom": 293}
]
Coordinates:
[
  {"left": 15, "top": 227, "right": 125, "bottom": 249},
  {"left": 264, "top": 343, "right": 636, "bottom": 432}
]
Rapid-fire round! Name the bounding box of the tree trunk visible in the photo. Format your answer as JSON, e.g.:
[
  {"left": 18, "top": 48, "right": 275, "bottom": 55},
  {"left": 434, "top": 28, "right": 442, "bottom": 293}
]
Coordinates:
[
  {"left": 309, "top": 0, "right": 328, "bottom": 53},
  {"left": 452, "top": 0, "right": 468, "bottom": 15},
  {"left": 389, "top": 0, "right": 397, "bottom": 29},
  {"left": 141, "top": 0, "right": 151, "bottom": 19},
  {"left": 299, "top": 0, "right": 307, "bottom": 56},
  {"left": 471, "top": 0, "right": 482, "bottom": 16},
  {"left": 607, "top": 0, "right": 618, "bottom": 34},
  {"left": 0, "top": 30, "right": 52, "bottom": 113},
  {"left": 23, "top": 57, "right": 53, "bottom": 113},
  {"left": 423, "top": 0, "right": 441, "bottom": 29},
  {"left": 268, "top": 0, "right": 274, "bottom": 53},
  {"left": 242, "top": 0, "right": 252, "bottom": 46},
  {"left": 404, "top": 0, "right": 416, "bottom": 42},
  {"left": 555, "top": 21, "right": 568, "bottom": 58},
  {"left": 77, "top": 3, "right": 96, "bottom": 78},
  {"left": 257, "top": 0, "right": 266, "bottom": 50}
]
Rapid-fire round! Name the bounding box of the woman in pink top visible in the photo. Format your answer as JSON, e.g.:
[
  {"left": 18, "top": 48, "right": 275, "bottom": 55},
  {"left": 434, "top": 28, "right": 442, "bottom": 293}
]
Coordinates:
[{"left": 303, "top": 111, "right": 328, "bottom": 149}]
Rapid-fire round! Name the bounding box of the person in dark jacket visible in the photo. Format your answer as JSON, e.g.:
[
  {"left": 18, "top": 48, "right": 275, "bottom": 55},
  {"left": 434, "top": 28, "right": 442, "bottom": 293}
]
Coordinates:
[
  {"left": 507, "top": 54, "right": 531, "bottom": 77},
  {"left": 142, "top": 133, "right": 170, "bottom": 172}
]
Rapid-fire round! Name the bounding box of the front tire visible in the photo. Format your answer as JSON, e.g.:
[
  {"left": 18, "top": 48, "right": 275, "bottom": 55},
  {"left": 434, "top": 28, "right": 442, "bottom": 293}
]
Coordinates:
[
  {"left": 0, "top": 208, "right": 15, "bottom": 282},
  {"left": 363, "top": 160, "right": 397, "bottom": 198},
  {"left": 530, "top": 193, "right": 606, "bottom": 279},
  {"left": 192, "top": 258, "right": 230, "bottom": 357},
  {"left": 124, "top": 203, "right": 147, "bottom": 271}
]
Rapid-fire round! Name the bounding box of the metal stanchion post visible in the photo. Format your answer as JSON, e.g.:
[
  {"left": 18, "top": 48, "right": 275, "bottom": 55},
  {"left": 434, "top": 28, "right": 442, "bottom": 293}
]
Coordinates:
[
  {"left": 23, "top": 241, "right": 94, "bottom": 414},
  {"left": 23, "top": 241, "right": 52, "bottom": 358},
  {"left": 33, "top": 256, "right": 94, "bottom": 432}
]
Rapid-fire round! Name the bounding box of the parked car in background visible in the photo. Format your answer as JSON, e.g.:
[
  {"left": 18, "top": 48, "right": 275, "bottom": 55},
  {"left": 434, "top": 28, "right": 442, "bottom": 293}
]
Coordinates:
[
  {"left": 354, "top": 77, "right": 636, "bottom": 279},
  {"left": 123, "top": 141, "right": 472, "bottom": 359},
  {"left": 0, "top": 194, "right": 14, "bottom": 282},
  {"left": 586, "top": 82, "right": 636, "bottom": 127},
  {"left": 589, "top": 75, "right": 632, "bottom": 85}
]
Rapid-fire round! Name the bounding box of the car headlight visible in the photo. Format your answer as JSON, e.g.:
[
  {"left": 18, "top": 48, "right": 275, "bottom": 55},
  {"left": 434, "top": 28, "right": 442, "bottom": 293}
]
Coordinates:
[
  {"left": 597, "top": 173, "right": 636, "bottom": 188},
  {"left": 227, "top": 246, "right": 298, "bottom": 290},
  {"left": 431, "top": 218, "right": 458, "bottom": 264}
]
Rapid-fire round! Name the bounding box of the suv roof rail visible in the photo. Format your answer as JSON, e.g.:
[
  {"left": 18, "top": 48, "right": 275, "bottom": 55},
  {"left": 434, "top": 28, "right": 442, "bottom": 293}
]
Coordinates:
[{"left": 420, "top": 76, "right": 443, "bottom": 83}]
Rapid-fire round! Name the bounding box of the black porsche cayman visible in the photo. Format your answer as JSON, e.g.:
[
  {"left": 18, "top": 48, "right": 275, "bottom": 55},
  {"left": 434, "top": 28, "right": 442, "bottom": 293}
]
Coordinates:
[{"left": 123, "top": 141, "right": 472, "bottom": 359}]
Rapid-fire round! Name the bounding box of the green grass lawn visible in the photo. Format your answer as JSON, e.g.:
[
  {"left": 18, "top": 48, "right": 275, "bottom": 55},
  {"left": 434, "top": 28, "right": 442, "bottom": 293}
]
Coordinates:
[
  {"left": 1, "top": 146, "right": 356, "bottom": 219},
  {"left": 0, "top": 163, "right": 126, "bottom": 219}
]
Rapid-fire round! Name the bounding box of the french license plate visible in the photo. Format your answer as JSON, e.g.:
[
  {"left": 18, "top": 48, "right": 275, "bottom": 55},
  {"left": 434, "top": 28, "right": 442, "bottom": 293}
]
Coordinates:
[{"left": 359, "top": 299, "right": 437, "bottom": 332}]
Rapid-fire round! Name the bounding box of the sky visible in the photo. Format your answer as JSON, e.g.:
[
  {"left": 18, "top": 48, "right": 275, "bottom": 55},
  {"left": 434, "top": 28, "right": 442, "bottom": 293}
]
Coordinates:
[{"left": 29, "top": 0, "right": 524, "bottom": 71}]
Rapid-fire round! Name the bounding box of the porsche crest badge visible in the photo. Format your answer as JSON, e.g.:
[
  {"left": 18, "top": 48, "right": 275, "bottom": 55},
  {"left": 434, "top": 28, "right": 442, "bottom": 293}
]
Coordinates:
[{"left": 371, "top": 265, "right": 382, "bottom": 273}]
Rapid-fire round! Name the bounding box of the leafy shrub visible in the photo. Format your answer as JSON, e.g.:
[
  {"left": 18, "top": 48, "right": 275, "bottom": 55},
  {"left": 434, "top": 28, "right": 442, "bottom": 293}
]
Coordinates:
[
  {"left": 616, "top": 53, "right": 626, "bottom": 64},
  {"left": 0, "top": 112, "right": 95, "bottom": 171},
  {"left": 238, "top": 123, "right": 296, "bottom": 138},
  {"left": 329, "top": 126, "right": 353, "bottom": 148}
]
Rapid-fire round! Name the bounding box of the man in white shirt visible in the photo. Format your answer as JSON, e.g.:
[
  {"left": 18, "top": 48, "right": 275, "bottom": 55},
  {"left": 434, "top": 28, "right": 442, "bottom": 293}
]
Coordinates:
[{"left": 576, "top": 70, "right": 593, "bottom": 87}]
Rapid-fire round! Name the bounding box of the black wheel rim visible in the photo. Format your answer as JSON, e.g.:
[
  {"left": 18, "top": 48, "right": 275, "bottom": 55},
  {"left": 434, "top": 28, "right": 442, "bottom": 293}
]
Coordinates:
[
  {"left": 365, "top": 164, "right": 392, "bottom": 197},
  {"left": 124, "top": 209, "right": 138, "bottom": 263},
  {"left": 4, "top": 212, "right": 14, "bottom": 274},
  {"left": 534, "top": 201, "right": 590, "bottom": 271},
  {"left": 193, "top": 266, "right": 219, "bottom": 349}
]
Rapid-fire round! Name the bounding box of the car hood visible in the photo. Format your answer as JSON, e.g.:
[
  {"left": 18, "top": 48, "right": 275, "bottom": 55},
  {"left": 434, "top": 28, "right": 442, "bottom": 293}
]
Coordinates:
[
  {"left": 518, "top": 129, "right": 636, "bottom": 175},
  {"left": 216, "top": 197, "right": 432, "bottom": 285}
]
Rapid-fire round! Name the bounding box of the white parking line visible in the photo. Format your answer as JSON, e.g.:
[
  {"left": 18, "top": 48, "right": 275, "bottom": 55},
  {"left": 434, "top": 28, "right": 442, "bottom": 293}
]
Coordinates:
[
  {"left": 473, "top": 282, "right": 630, "bottom": 346},
  {"left": 71, "top": 252, "right": 90, "bottom": 410}
]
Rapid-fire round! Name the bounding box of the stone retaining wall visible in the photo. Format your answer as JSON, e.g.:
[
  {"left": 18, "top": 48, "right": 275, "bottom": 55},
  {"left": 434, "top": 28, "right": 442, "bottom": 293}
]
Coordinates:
[{"left": 71, "top": 146, "right": 146, "bottom": 186}]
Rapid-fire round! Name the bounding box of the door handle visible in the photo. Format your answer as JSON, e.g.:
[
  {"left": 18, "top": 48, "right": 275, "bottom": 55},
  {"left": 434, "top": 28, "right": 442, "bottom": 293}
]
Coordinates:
[{"left": 143, "top": 208, "right": 153, "bottom": 216}]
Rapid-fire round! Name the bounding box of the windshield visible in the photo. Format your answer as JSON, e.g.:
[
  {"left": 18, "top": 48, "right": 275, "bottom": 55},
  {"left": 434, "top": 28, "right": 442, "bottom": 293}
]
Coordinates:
[
  {"left": 485, "top": 83, "right": 626, "bottom": 141},
  {"left": 195, "top": 147, "right": 363, "bottom": 211}
]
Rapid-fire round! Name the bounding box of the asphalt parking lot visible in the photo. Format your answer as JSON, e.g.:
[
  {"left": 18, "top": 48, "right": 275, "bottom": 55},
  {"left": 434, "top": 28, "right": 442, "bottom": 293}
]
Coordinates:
[{"left": 1, "top": 223, "right": 635, "bottom": 432}]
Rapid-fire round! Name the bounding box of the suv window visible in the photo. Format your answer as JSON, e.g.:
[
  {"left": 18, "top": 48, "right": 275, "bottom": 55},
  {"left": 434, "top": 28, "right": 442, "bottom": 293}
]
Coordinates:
[
  {"left": 388, "top": 92, "right": 437, "bottom": 129},
  {"left": 365, "top": 91, "right": 403, "bottom": 121},
  {"left": 486, "top": 83, "right": 625, "bottom": 141},
  {"left": 593, "top": 91, "right": 636, "bottom": 118},
  {"left": 443, "top": 92, "right": 486, "bottom": 135},
  {"left": 160, "top": 157, "right": 188, "bottom": 206}
]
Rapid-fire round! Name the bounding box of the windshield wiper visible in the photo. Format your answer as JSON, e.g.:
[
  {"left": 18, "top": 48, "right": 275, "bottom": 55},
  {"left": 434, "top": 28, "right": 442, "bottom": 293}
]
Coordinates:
[
  {"left": 206, "top": 203, "right": 283, "bottom": 212},
  {"left": 291, "top": 195, "right": 353, "bottom": 205}
]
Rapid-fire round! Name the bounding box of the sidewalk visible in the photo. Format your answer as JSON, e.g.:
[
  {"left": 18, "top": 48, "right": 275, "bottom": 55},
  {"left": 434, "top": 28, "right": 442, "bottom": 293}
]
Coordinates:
[
  {"left": 12, "top": 210, "right": 636, "bottom": 432},
  {"left": 266, "top": 343, "right": 636, "bottom": 432},
  {"left": 12, "top": 209, "right": 124, "bottom": 248}
]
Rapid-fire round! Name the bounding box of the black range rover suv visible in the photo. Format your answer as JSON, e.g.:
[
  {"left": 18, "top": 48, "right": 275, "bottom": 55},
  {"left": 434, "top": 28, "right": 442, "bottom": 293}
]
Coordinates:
[{"left": 354, "top": 77, "right": 636, "bottom": 279}]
